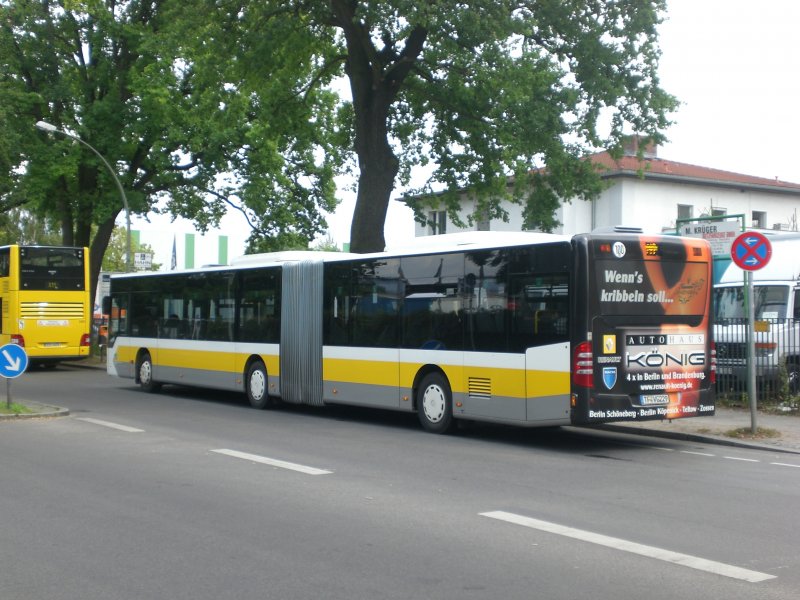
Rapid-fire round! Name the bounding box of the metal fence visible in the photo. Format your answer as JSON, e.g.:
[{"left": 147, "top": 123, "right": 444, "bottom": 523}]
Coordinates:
[{"left": 715, "top": 317, "right": 800, "bottom": 402}]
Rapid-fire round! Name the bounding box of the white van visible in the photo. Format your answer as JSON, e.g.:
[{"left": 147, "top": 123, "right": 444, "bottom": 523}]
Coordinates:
[{"left": 713, "top": 234, "right": 800, "bottom": 396}]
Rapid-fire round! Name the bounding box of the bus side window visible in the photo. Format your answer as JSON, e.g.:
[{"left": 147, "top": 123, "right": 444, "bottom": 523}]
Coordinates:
[{"left": 509, "top": 274, "right": 568, "bottom": 351}]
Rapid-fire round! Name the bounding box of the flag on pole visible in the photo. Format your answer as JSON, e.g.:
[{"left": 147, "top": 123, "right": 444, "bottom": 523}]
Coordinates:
[{"left": 170, "top": 235, "right": 177, "bottom": 270}]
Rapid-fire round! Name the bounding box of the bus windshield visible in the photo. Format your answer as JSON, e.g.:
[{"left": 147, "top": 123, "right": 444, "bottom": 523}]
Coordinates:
[
  {"left": 19, "top": 247, "right": 86, "bottom": 290},
  {"left": 713, "top": 285, "right": 789, "bottom": 321}
]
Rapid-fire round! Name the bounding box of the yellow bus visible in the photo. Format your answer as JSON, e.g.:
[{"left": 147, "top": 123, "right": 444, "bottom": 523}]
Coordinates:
[
  {"left": 104, "top": 230, "right": 715, "bottom": 432},
  {"left": 0, "top": 245, "right": 92, "bottom": 367}
]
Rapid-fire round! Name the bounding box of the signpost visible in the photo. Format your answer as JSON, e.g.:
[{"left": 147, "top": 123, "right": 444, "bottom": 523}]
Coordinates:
[
  {"left": 0, "top": 343, "right": 29, "bottom": 410},
  {"left": 730, "top": 232, "right": 772, "bottom": 434}
]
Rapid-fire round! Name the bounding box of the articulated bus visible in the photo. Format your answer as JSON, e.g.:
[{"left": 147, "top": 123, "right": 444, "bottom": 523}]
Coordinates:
[
  {"left": 0, "top": 245, "right": 92, "bottom": 366},
  {"left": 104, "top": 230, "right": 715, "bottom": 432}
]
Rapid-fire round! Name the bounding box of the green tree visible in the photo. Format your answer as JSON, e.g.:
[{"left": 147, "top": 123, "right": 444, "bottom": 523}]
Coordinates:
[
  {"left": 0, "top": 0, "right": 338, "bottom": 300},
  {"left": 0, "top": 208, "right": 61, "bottom": 246},
  {"left": 194, "top": 1, "right": 677, "bottom": 252},
  {"left": 312, "top": 233, "right": 341, "bottom": 253},
  {"left": 101, "top": 226, "right": 161, "bottom": 272}
]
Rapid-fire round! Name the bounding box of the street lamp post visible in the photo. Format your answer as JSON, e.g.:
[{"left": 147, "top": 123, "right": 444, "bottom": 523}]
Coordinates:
[{"left": 35, "top": 120, "right": 132, "bottom": 272}]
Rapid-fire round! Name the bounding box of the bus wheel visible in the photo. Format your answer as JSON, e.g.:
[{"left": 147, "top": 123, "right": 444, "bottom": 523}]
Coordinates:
[
  {"left": 246, "top": 361, "right": 272, "bottom": 409},
  {"left": 417, "top": 372, "right": 455, "bottom": 434},
  {"left": 137, "top": 352, "right": 161, "bottom": 393}
]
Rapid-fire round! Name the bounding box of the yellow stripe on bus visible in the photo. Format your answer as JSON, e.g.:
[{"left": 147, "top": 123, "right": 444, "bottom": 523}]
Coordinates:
[
  {"left": 526, "top": 370, "right": 571, "bottom": 398},
  {"left": 116, "top": 344, "right": 279, "bottom": 375}
]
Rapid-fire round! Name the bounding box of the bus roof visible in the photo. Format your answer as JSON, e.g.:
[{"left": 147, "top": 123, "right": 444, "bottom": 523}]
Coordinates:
[{"left": 111, "top": 230, "right": 702, "bottom": 280}]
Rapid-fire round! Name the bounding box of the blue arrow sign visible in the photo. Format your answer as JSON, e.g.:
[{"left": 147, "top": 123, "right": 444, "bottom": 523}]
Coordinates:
[{"left": 0, "top": 343, "right": 29, "bottom": 379}]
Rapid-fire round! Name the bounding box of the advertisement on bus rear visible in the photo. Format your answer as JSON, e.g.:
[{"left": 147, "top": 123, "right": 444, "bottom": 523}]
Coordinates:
[{"left": 586, "top": 237, "right": 714, "bottom": 422}]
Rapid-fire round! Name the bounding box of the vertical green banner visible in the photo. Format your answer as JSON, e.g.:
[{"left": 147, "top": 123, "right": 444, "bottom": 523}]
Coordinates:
[
  {"left": 185, "top": 233, "right": 195, "bottom": 269},
  {"left": 218, "top": 235, "right": 228, "bottom": 265}
]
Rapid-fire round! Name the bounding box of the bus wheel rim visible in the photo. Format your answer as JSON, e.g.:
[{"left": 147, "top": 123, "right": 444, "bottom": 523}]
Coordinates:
[
  {"left": 250, "top": 370, "right": 266, "bottom": 400},
  {"left": 140, "top": 361, "right": 151, "bottom": 384},
  {"left": 422, "top": 385, "right": 446, "bottom": 423}
]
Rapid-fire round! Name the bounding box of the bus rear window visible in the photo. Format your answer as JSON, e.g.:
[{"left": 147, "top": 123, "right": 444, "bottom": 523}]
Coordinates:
[
  {"left": 594, "top": 259, "right": 708, "bottom": 317},
  {"left": 19, "top": 247, "right": 86, "bottom": 291}
]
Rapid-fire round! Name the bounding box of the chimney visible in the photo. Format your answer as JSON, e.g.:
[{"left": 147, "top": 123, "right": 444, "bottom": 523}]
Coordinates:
[{"left": 622, "top": 135, "right": 658, "bottom": 159}]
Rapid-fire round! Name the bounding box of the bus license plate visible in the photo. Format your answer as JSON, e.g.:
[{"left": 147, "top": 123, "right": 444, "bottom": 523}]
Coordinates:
[
  {"left": 37, "top": 320, "right": 69, "bottom": 327},
  {"left": 639, "top": 394, "right": 669, "bottom": 406}
]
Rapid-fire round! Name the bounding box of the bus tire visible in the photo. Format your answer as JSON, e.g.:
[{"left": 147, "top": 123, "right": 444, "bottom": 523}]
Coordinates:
[
  {"left": 417, "top": 372, "right": 455, "bottom": 434},
  {"left": 246, "top": 361, "right": 272, "bottom": 409},
  {"left": 137, "top": 352, "right": 161, "bottom": 393}
]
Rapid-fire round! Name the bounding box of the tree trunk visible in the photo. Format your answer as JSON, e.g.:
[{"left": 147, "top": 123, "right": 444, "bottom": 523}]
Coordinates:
[
  {"left": 331, "top": 2, "right": 423, "bottom": 254},
  {"left": 88, "top": 215, "right": 118, "bottom": 311},
  {"left": 349, "top": 147, "right": 398, "bottom": 253}
]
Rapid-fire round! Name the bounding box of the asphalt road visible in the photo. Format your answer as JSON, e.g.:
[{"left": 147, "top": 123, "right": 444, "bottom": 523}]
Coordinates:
[{"left": 2, "top": 365, "right": 799, "bottom": 600}]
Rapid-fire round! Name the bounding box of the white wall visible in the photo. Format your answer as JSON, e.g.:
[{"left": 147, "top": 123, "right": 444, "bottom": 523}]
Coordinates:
[{"left": 413, "top": 177, "right": 800, "bottom": 238}]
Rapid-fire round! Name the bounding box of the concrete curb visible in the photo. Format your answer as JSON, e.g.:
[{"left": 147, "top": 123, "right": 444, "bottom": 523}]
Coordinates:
[
  {"left": 0, "top": 401, "right": 70, "bottom": 421},
  {"left": 595, "top": 423, "right": 800, "bottom": 455}
]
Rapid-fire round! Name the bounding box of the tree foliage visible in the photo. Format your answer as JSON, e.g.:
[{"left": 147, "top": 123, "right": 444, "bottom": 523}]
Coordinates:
[
  {"left": 101, "top": 226, "right": 161, "bottom": 272},
  {"left": 0, "top": 208, "right": 61, "bottom": 246},
  {"left": 0, "top": 0, "right": 340, "bottom": 299},
  {"left": 196, "top": 0, "right": 677, "bottom": 251},
  {"left": 1, "top": 0, "right": 678, "bottom": 290}
]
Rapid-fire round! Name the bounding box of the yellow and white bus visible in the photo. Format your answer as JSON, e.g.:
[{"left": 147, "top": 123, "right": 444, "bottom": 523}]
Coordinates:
[
  {"left": 0, "top": 245, "right": 92, "bottom": 366},
  {"left": 104, "top": 230, "right": 715, "bottom": 432}
]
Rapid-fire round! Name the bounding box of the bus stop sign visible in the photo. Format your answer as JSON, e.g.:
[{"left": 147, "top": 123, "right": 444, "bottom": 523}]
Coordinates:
[
  {"left": 0, "top": 343, "right": 28, "bottom": 379},
  {"left": 731, "top": 231, "right": 772, "bottom": 271}
]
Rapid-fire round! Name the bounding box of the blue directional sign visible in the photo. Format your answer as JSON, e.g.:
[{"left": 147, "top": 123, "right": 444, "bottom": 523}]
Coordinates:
[
  {"left": 0, "top": 343, "right": 28, "bottom": 379},
  {"left": 731, "top": 231, "right": 772, "bottom": 271}
]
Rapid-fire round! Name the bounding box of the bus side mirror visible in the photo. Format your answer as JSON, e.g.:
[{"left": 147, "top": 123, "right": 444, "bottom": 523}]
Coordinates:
[{"left": 102, "top": 296, "right": 112, "bottom": 316}]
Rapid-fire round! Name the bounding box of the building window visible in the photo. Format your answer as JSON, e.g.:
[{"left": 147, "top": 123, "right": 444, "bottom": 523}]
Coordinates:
[
  {"left": 752, "top": 211, "right": 767, "bottom": 229},
  {"left": 428, "top": 210, "right": 447, "bottom": 235},
  {"left": 677, "top": 204, "right": 693, "bottom": 221}
]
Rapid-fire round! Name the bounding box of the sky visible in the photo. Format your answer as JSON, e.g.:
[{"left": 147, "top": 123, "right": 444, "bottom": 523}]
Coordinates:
[{"left": 132, "top": 0, "right": 800, "bottom": 269}]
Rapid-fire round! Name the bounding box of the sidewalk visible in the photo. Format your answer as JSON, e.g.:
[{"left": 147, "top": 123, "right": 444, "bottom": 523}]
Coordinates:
[{"left": 601, "top": 406, "right": 800, "bottom": 454}]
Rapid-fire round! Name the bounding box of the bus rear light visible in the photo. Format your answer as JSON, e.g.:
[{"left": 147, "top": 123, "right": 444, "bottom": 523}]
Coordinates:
[
  {"left": 710, "top": 342, "right": 717, "bottom": 385},
  {"left": 80, "top": 334, "right": 91, "bottom": 347},
  {"left": 573, "top": 341, "right": 593, "bottom": 388},
  {"left": 11, "top": 334, "right": 25, "bottom": 347}
]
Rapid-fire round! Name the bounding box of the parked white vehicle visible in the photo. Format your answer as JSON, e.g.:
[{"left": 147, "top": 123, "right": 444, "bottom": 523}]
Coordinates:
[{"left": 713, "top": 234, "right": 800, "bottom": 396}]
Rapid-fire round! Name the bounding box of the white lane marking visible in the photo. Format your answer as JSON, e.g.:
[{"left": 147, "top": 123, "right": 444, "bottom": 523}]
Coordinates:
[
  {"left": 681, "top": 450, "right": 715, "bottom": 457},
  {"left": 210, "top": 449, "right": 332, "bottom": 475},
  {"left": 724, "top": 456, "right": 760, "bottom": 463},
  {"left": 770, "top": 462, "right": 800, "bottom": 469},
  {"left": 76, "top": 417, "right": 144, "bottom": 433},
  {"left": 480, "top": 511, "right": 775, "bottom": 583}
]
